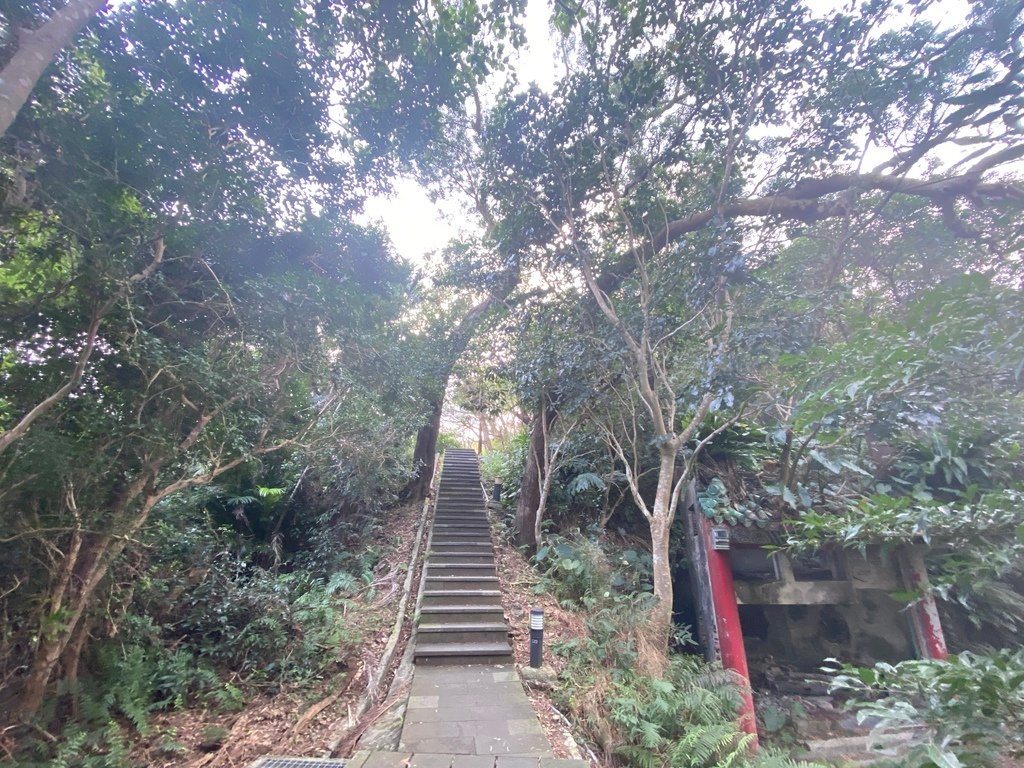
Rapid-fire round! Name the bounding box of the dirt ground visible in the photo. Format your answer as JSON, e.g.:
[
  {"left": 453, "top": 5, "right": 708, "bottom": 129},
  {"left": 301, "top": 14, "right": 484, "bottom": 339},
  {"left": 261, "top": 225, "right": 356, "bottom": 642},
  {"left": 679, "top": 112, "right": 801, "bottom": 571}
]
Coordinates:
[{"left": 127, "top": 499, "right": 428, "bottom": 768}]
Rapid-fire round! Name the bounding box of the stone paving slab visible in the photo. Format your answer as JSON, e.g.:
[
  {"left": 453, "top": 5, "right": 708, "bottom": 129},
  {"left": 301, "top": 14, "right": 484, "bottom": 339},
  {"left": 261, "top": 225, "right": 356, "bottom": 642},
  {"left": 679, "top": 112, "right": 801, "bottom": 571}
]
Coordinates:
[
  {"left": 346, "top": 753, "right": 589, "bottom": 768},
  {"left": 399, "top": 665, "right": 553, "bottom": 757},
  {"left": 405, "top": 703, "right": 537, "bottom": 723}
]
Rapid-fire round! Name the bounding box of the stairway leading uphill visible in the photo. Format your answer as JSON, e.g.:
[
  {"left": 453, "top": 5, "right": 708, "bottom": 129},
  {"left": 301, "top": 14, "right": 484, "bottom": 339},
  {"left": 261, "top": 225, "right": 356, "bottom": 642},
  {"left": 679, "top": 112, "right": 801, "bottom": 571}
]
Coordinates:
[
  {"left": 251, "top": 450, "right": 590, "bottom": 767},
  {"left": 415, "top": 448, "right": 514, "bottom": 664}
]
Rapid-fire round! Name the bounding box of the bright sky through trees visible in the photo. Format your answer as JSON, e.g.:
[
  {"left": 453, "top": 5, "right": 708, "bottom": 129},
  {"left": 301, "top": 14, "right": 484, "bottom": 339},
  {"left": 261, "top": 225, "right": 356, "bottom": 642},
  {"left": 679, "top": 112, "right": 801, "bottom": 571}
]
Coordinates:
[
  {"left": 365, "top": 0, "right": 978, "bottom": 266},
  {"left": 363, "top": 0, "right": 559, "bottom": 265}
]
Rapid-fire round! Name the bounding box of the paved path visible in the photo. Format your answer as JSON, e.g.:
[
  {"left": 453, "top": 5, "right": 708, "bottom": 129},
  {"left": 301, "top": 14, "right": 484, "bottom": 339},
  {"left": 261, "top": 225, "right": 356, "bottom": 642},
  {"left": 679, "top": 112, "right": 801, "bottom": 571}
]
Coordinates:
[{"left": 400, "top": 665, "right": 549, "bottom": 756}]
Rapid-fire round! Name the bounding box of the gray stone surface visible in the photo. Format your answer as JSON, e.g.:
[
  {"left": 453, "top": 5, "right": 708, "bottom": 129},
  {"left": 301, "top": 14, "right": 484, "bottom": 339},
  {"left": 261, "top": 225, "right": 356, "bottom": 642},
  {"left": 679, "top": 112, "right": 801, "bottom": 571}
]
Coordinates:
[
  {"left": 451, "top": 757, "right": 496, "bottom": 768},
  {"left": 406, "top": 704, "right": 536, "bottom": 723},
  {"left": 473, "top": 734, "right": 548, "bottom": 756},
  {"left": 362, "top": 752, "right": 413, "bottom": 768},
  {"left": 399, "top": 664, "right": 554, "bottom": 757},
  {"left": 409, "top": 755, "right": 455, "bottom": 768},
  {"left": 494, "top": 758, "right": 539, "bottom": 768},
  {"left": 399, "top": 456, "right": 554, "bottom": 761}
]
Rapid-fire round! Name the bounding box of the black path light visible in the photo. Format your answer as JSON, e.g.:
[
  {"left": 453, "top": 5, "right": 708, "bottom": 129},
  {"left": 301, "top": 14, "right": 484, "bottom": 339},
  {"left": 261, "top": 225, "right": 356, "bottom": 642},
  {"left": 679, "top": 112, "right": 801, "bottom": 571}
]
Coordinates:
[{"left": 530, "top": 607, "right": 544, "bottom": 668}]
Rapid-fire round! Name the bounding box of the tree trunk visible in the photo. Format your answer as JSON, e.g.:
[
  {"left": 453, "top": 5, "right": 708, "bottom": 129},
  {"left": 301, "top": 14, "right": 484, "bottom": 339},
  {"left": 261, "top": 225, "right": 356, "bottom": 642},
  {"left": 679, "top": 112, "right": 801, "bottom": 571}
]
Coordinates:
[
  {"left": 645, "top": 446, "right": 678, "bottom": 660},
  {"left": 403, "top": 397, "right": 443, "bottom": 502},
  {"left": 515, "top": 413, "right": 543, "bottom": 549},
  {"left": 515, "top": 399, "right": 557, "bottom": 550},
  {"left": 15, "top": 530, "right": 109, "bottom": 722},
  {"left": 59, "top": 614, "right": 92, "bottom": 718},
  {"left": 0, "top": 0, "right": 108, "bottom": 138}
]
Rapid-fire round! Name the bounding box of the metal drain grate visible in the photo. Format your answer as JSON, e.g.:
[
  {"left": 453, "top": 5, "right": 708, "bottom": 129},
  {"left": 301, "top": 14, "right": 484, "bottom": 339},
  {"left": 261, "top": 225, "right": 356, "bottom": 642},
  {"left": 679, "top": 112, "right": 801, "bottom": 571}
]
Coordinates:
[{"left": 250, "top": 759, "right": 346, "bottom": 768}]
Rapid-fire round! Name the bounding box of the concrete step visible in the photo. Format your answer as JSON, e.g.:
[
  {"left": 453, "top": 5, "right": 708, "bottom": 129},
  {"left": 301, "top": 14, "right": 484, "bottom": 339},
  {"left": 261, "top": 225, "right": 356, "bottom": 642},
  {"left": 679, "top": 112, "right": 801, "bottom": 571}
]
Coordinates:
[
  {"left": 417, "top": 624, "right": 510, "bottom": 644},
  {"left": 429, "top": 550, "right": 494, "bottom": 559},
  {"left": 433, "top": 523, "right": 490, "bottom": 532},
  {"left": 424, "top": 576, "right": 500, "bottom": 590},
  {"left": 428, "top": 543, "right": 493, "bottom": 552},
  {"left": 421, "top": 589, "right": 503, "bottom": 607},
  {"left": 430, "top": 520, "right": 489, "bottom": 528},
  {"left": 427, "top": 563, "right": 497, "bottom": 577},
  {"left": 414, "top": 640, "right": 513, "bottom": 665},
  {"left": 427, "top": 553, "right": 495, "bottom": 564},
  {"left": 419, "top": 605, "right": 506, "bottom": 623},
  {"left": 431, "top": 531, "right": 491, "bottom": 539},
  {"left": 431, "top": 541, "right": 491, "bottom": 549}
]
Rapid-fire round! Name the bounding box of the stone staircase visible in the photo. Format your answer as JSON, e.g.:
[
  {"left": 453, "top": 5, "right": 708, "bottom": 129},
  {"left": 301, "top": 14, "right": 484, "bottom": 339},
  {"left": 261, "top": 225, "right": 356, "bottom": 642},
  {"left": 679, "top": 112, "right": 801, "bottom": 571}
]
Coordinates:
[
  {"left": 250, "top": 449, "right": 590, "bottom": 768},
  {"left": 415, "top": 448, "right": 513, "bottom": 665}
]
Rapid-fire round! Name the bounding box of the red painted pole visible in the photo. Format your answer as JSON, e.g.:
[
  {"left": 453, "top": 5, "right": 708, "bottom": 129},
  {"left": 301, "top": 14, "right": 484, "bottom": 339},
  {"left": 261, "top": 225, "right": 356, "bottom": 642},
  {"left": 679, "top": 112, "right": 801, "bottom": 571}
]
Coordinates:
[
  {"left": 898, "top": 547, "right": 949, "bottom": 661},
  {"left": 700, "top": 516, "right": 758, "bottom": 743}
]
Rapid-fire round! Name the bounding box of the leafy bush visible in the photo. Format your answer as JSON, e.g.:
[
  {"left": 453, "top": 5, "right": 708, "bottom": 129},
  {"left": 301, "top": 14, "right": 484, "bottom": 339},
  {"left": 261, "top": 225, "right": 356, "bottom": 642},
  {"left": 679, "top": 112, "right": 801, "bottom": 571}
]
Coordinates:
[
  {"left": 557, "top": 648, "right": 825, "bottom": 768},
  {"left": 534, "top": 532, "right": 653, "bottom": 608},
  {"left": 830, "top": 650, "right": 1024, "bottom": 767},
  {"left": 174, "top": 567, "right": 352, "bottom": 681},
  {"left": 480, "top": 428, "right": 530, "bottom": 502},
  {"left": 550, "top": 598, "right": 819, "bottom": 768},
  {"left": 436, "top": 432, "right": 464, "bottom": 454}
]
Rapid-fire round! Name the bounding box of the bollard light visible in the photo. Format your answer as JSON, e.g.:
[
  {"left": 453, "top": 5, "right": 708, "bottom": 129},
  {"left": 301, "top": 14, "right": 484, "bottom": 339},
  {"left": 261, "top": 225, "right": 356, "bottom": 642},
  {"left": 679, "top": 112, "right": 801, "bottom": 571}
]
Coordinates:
[
  {"left": 529, "top": 607, "right": 544, "bottom": 668},
  {"left": 492, "top": 482, "right": 503, "bottom": 502}
]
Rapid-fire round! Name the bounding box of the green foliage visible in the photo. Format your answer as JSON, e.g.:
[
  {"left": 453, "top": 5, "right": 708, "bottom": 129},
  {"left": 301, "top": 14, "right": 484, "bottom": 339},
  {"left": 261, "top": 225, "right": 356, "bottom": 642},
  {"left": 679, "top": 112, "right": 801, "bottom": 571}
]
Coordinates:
[
  {"left": 555, "top": 616, "right": 823, "bottom": 768},
  {"left": 480, "top": 428, "right": 531, "bottom": 500},
  {"left": 436, "top": 432, "right": 464, "bottom": 454},
  {"left": 699, "top": 478, "right": 770, "bottom": 527},
  {"left": 785, "top": 489, "right": 1024, "bottom": 631},
  {"left": 830, "top": 650, "right": 1024, "bottom": 766},
  {"left": 534, "top": 532, "right": 653, "bottom": 608},
  {"left": 609, "top": 657, "right": 755, "bottom": 768}
]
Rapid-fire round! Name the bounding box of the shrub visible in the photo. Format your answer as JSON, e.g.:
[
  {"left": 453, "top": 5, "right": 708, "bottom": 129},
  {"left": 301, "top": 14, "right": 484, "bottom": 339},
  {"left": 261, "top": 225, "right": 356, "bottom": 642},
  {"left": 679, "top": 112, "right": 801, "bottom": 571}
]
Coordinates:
[
  {"left": 830, "top": 649, "right": 1024, "bottom": 766},
  {"left": 534, "top": 532, "right": 653, "bottom": 609}
]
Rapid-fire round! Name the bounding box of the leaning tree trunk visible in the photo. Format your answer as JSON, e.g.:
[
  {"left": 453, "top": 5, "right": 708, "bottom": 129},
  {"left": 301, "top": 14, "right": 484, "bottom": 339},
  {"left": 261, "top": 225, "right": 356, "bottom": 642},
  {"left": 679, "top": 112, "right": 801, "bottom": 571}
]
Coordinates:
[
  {"left": 0, "top": 0, "right": 108, "bottom": 137},
  {"left": 403, "top": 398, "right": 443, "bottom": 502},
  {"left": 16, "top": 529, "right": 113, "bottom": 721}
]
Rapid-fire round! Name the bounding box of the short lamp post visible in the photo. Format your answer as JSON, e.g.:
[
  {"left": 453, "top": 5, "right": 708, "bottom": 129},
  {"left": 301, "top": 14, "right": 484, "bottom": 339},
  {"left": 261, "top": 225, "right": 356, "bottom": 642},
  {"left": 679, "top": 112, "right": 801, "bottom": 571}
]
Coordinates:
[
  {"left": 529, "top": 607, "right": 544, "bottom": 668},
  {"left": 492, "top": 482, "right": 502, "bottom": 502}
]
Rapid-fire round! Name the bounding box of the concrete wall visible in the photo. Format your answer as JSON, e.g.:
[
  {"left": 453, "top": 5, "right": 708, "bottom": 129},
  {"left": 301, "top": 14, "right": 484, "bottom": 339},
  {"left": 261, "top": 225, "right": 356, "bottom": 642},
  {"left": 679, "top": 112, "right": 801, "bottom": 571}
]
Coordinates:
[{"left": 733, "top": 547, "right": 915, "bottom": 672}]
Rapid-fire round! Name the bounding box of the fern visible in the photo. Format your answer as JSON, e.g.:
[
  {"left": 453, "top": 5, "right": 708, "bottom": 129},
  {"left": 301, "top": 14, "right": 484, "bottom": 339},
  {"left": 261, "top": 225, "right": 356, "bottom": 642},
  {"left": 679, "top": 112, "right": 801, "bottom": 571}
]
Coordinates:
[{"left": 565, "top": 635, "right": 830, "bottom": 768}]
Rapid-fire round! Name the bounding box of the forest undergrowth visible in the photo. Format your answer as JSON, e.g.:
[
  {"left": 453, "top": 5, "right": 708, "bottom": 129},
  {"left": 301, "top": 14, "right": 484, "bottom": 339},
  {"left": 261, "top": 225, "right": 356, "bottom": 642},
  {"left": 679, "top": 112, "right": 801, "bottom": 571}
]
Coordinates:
[
  {"left": 1, "top": 498, "right": 424, "bottom": 768},
  {"left": 493, "top": 511, "right": 828, "bottom": 768}
]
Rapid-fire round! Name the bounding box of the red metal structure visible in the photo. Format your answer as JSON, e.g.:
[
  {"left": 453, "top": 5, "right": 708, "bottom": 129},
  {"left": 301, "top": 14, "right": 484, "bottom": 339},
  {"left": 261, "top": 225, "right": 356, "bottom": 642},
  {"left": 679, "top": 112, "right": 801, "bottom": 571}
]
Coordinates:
[
  {"left": 700, "top": 516, "right": 758, "bottom": 740},
  {"left": 898, "top": 547, "right": 949, "bottom": 660}
]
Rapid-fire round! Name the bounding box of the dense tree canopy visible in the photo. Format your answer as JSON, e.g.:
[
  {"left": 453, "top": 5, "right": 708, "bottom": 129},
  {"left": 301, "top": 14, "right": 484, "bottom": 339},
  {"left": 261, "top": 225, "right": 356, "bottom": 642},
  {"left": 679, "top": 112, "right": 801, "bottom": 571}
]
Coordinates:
[{"left": 0, "top": 0, "right": 1021, "bottom": 765}]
